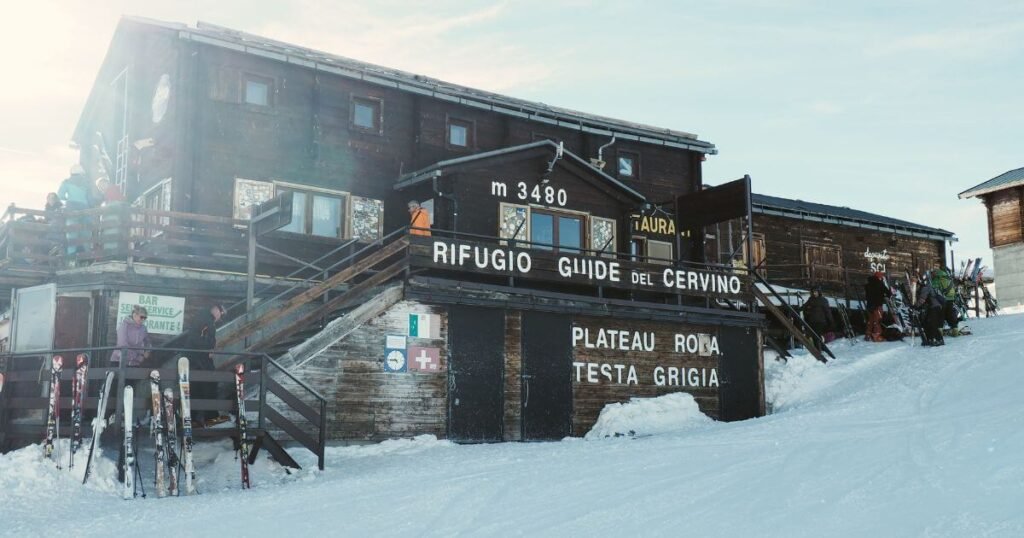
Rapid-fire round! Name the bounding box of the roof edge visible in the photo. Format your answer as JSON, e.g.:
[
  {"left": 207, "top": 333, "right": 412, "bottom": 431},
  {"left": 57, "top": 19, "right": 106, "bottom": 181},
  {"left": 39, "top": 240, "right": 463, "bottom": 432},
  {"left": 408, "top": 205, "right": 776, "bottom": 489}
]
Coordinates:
[
  {"left": 959, "top": 177, "right": 1024, "bottom": 199},
  {"left": 127, "top": 17, "right": 717, "bottom": 153}
]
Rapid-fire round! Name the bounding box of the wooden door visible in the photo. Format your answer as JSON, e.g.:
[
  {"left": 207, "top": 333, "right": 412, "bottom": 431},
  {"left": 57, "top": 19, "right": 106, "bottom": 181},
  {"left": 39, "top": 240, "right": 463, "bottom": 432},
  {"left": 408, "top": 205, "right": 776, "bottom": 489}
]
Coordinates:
[
  {"left": 718, "top": 325, "right": 763, "bottom": 421},
  {"left": 447, "top": 306, "right": 505, "bottom": 442},
  {"left": 53, "top": 296, "right": 92, "bottom": 350},
  {"left": 521, "top": 312, "right": 572, "bottom": 440}
]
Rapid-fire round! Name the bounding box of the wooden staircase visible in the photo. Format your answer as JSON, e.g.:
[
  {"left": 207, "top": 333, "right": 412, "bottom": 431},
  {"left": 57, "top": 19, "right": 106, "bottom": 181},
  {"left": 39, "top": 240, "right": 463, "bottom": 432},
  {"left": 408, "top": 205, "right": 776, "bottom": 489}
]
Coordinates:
[
  {"left": 216, "top": 234, "right": 410, "bottom": 364},
  {"left": 750, "top": 273, "right": 834, "bottom": 364}
]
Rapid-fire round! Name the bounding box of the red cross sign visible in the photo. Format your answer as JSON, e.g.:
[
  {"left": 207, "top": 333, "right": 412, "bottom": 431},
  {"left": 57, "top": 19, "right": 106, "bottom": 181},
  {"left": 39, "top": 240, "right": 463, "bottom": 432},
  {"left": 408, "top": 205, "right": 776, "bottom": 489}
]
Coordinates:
[{"left": 408, "top": 346, "right": 441, "bottom": 372}]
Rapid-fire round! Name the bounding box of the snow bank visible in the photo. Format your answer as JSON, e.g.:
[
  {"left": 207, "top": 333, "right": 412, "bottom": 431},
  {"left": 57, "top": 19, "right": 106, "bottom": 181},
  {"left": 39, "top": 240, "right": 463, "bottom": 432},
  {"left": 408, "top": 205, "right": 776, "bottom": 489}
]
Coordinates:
[
  {"left": 585, "top": 392, "right": 711, "bottom": 439},
  {"left": 3, "top": 314, "right": 1024, "bottom": 537}
]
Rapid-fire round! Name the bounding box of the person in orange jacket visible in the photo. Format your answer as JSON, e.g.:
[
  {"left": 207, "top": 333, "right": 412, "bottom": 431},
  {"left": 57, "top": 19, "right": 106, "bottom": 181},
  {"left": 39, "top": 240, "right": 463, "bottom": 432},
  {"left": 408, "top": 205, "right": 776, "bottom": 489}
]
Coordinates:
[{"left": 408, "top": 200, "right": 431, "bottom": 236}]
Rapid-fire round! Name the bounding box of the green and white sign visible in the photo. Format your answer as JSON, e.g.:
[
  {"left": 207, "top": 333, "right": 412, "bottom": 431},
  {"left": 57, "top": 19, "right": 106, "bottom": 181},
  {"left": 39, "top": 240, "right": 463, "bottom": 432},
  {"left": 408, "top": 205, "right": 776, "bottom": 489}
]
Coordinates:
[
  {"left": 117, "top": 292, "right": 185, "bottom": 335},
  {"left": 408, "top": 313, "right": 440, "bottom": 339}
]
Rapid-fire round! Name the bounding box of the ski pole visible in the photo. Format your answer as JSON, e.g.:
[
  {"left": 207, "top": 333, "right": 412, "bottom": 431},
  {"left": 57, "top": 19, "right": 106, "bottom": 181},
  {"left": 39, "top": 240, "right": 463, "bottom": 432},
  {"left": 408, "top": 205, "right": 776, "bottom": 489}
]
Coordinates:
[{"left": 134, "top": 421, "right": 147, "bottom": 499}]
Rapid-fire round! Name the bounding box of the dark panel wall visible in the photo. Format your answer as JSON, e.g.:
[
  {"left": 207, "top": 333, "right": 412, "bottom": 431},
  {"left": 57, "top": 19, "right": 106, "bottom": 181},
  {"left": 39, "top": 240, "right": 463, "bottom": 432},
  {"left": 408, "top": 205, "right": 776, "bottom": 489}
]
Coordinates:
[
  {"left": 753, "top": 212, "right": 948, "bottom": 285},
  {"left": 439, "top": 156, "right": 635, "bottom": 245},
  {"left": 181, "top": 42, "right": 703, "bottom": 221},
  {"left": 571, "top": 316, "right": 726, "bottom": 433}
]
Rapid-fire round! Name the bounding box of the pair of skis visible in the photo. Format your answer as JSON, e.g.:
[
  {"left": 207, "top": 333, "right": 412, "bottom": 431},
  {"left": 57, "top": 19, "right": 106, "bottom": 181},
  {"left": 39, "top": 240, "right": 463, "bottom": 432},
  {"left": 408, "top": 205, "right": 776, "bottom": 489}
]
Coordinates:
[
  {"left": 131, "top": 357, "right": 196, "bottom": 499},
  {"left": 145, "top": 363, "right": 190, "bottom": 497},
  {"left": 42, "top": 354, "right": 91, "bottom": 469}
]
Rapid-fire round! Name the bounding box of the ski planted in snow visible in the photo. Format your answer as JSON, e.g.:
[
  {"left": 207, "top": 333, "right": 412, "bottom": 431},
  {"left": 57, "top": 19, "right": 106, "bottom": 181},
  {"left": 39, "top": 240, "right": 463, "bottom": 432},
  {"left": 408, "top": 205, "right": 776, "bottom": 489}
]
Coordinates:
[
  {"left": 178, "top": 357, "right": 196, "bottom": 495},
  {"left": 150, "top": 370, "right": 167, "bottom": 497},
  {"left": 234, "top": 363, "right": 251, "bottom": 489},
  {"left": 69, "top": 353, "right": 89, "bottom": 469},
  {"left": 43, "top": 355, "right": 63, "bottom": 464},
  {"left": 82, "top": 370, "right": 115, "bottom": 484},
  {"left": 123, "top": 385, "right": 135, "bottom": 499},
  {"left": 163, "top": 387, "right": 179, "bottom": 496}
]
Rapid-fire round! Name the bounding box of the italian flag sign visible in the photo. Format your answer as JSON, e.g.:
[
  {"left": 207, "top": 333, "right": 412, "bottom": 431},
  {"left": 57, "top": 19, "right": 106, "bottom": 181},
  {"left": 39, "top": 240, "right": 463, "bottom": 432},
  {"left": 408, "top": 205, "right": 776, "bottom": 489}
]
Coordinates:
[{"left": 409, "top": 313, "right": 440, "bottom": 339}]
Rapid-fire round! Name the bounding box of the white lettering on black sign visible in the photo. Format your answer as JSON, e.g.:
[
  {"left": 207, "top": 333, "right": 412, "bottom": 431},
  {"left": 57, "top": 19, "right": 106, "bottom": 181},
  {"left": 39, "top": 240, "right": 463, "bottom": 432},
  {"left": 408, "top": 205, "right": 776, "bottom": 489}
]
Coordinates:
[
  {"left": 430, "top": 240, "right": 745, "bottom": 298},
  {"left": 433, "top": 241, "right": 532, "bottom": 273},
  {"left": 491, "top": 180, "right": 568, "bottom": 207}
]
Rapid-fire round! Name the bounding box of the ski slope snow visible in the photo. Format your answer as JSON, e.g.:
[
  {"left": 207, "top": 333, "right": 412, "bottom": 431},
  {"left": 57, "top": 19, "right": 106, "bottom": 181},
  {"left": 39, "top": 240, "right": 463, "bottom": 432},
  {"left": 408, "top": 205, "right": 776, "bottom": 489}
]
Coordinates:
[{"left": 2, "top": 314, "right": 1023, "bottom": 537}]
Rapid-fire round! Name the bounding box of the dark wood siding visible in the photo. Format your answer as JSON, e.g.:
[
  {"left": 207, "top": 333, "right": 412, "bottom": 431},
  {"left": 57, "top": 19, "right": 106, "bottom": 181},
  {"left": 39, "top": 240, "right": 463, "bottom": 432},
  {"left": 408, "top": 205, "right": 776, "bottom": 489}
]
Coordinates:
[
  {"left": 752, "top": 212, "right": 947, "bottom": 288},
  {"left": 985, "top": 188, "right": 1023, "bottom": 247},
  {"left": 571, "top": 316, "right": 722, "bottom": 434}
]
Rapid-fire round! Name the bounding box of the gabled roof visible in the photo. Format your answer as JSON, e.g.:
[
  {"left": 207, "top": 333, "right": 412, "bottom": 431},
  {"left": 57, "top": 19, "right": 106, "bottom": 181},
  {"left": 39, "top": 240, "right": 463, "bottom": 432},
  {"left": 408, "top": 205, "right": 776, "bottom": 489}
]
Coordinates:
[
  {"left": 395, "top": 140, "right": 645, "bottom": 202},
  {"left": 959, "top": 167, "right": 1024, "bottom": 199},
  {"left": 99, "top": 17, "right": 716, "bottom": 154},
  {"left": 751, "top": 193, "right": 954, "bottom": 240}
]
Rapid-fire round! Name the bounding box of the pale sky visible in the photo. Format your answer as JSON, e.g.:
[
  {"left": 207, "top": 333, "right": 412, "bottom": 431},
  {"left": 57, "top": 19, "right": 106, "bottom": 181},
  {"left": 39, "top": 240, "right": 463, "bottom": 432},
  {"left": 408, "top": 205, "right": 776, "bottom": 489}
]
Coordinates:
[{"left": 2, "top": 0, "right": 1021, "bottom": 266}]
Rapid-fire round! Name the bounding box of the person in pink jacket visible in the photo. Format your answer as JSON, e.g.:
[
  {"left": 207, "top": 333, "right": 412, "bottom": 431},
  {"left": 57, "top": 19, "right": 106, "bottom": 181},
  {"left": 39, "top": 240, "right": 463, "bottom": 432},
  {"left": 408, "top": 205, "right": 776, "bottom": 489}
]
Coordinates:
[{"left": 111, "top": 305, "right": 152, "bottom": 366}]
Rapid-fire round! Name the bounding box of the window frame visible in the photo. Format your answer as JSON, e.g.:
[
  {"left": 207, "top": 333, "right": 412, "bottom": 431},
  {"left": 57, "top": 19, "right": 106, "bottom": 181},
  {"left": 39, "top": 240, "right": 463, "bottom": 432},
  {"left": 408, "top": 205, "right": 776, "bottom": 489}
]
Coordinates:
[
  {"left": 273, "top": 181, "right": 351, "bottom": 239},
  {"left": 242, "top": 73, "right": 274, "bottom": 107},
  {"left": 802, "top": 240, "right": 843, "bottom": 283},
  {"left": 133, "top": 178, "right": 173, "bottom": 237},
  {"left": 630, "top": 236, "right": 674, "bottom": 265},
  {"left": 351, "top": 96, "right": 383, "bottom": 134},
  {"left": 617, "top": 150, "right": 640, "bottom": 180},
  {"left": 498, "top": 203, "right": 594, "bottom": 254},
  {"left": 446, "top": 116, "right": 475, "bottom": 150}
]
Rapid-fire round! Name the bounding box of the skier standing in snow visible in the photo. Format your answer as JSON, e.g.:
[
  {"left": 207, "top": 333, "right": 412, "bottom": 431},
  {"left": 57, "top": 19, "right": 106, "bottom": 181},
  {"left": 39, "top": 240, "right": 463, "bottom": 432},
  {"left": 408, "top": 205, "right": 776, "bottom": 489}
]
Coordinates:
[
  {"left": 912, "top": 275, "right": 945, "bottom": 346},
  {"left": 801, "top": 286, "right": 835, "bottom": 346},
  {"left": 929, "top": 262, "right": 961, "bottom": 337},
  {"left": 863, "top": 272, "right": 891, "bottom": 342},
  {"left": 179, "top": 304, "right": 226, "bottom": 425},
  {"left": 110, "top": 305, "right": 151, "bottom": 367}
]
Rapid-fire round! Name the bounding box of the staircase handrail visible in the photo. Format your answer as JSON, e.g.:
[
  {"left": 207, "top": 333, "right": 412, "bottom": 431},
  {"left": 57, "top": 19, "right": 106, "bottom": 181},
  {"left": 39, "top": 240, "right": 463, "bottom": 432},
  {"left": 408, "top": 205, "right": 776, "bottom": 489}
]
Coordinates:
[
  {"left": 220, "top": 227, "right": 409, "bottom": 336},
  {"left": 750, "top": 270, "right": 836, "bottom": 360}
]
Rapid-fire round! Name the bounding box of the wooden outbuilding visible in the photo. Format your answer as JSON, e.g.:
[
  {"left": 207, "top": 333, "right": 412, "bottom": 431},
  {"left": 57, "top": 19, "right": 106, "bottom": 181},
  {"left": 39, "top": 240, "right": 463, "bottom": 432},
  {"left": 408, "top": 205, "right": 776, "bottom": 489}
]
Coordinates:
[{"left": 960, "top": 167, "right": 1024, "bottom": 309}]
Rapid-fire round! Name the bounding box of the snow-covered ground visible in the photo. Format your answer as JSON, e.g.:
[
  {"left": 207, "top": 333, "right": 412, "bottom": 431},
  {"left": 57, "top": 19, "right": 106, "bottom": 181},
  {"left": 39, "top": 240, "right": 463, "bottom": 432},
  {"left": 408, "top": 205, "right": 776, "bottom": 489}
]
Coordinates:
[{"left": 3, "top": 314, "right": 1023, "bottom": 537}]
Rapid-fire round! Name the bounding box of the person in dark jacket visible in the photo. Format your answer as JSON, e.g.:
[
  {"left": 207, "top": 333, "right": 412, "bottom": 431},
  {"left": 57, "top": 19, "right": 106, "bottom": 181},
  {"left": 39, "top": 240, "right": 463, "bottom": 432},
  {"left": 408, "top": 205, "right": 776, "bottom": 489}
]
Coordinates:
[
  {"left": 864, "top": 272, "right": 892, "bottom": 342},
  {"left": 802, "top": 287, "right": 835, "bottom": 344},
  {"left": 179, "top": 304, "right": 225, "bottom": 423},
  {"left": 913, "top": 276, "right": 945, "bottom": 346}
]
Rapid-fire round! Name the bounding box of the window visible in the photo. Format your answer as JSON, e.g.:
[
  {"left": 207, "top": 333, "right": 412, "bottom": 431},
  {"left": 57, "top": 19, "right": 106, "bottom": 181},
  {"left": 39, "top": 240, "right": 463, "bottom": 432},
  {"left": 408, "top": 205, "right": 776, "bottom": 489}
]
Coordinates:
[
  {"left": 352, "top": 97, "right": 382, "bottom": 133},
  {"left": 448, "top": 118, "right": 474, "bottom": 148},
  {"left": 617, "top": 151, "right": 639, "bottom": 179},
  {"left": 133, "top": 178, "right": 172, "bottom": 237},
  {"left": 277, "top": 184, "right": 349, "bottom": 239},
  {"left": 743, "top": 233, "right": 767, "bottom": 276},
  {"left": 530, "top": 209, "right": 583, "bottom": 253},
  {"left": 499, "top": 203, "right": 588, "bottom": 253},
  {"left": 243, "top": 75, "right": 272, "bottom": 106},
  {"left": 803, "top": 242, "right": 842, "bottom": 283},
  {"left": 630, "top": 237, "right": 673, "bottom": 265}
]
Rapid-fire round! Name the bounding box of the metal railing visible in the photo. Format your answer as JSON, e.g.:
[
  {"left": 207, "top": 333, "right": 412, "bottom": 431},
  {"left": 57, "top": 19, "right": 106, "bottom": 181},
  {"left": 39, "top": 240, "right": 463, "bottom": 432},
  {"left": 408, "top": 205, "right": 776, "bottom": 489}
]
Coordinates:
[{"left": 0, "top": 346, "right": 327, "bottom": 469}]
